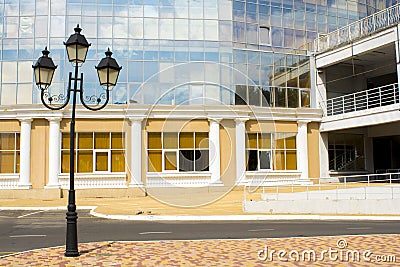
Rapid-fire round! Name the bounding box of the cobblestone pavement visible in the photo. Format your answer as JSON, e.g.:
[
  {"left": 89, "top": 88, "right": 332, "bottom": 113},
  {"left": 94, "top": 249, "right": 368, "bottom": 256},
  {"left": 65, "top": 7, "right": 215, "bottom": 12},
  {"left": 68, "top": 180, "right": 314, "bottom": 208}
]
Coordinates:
[{"left": 1, "top": 234, "right": 399, "bottom": 266}]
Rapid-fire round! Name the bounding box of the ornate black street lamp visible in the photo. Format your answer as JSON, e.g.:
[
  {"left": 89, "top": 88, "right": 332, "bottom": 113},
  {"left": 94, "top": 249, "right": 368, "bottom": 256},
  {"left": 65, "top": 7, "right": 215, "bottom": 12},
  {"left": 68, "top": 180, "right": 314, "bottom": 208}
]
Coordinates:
[{"left": 32, "top": 25, "right": 122, "bottom": 257}]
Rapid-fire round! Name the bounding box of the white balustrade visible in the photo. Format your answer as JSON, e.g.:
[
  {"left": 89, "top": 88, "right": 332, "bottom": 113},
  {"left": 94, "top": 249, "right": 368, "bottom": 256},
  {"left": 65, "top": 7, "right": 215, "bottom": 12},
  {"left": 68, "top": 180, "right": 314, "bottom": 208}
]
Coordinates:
[
  {"left": 321, "top": 83, "right": 399, "bottom": 117},
  {"left": 314, "top": 4, "right": 400, "bottom": 53}
]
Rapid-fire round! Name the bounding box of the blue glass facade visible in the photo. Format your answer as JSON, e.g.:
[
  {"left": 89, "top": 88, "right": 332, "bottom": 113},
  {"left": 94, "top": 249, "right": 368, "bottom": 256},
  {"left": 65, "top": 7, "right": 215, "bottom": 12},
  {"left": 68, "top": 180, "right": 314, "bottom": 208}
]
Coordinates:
[{"left": 0, "top": 0, "right": 395, "bottom": 107}]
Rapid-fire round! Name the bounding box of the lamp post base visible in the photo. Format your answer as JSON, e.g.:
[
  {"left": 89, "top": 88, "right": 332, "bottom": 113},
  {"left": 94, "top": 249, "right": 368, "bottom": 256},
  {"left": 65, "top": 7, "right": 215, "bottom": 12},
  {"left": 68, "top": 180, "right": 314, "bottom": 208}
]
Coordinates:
[
  {"left": 65, "top": 189, "right": 79, "bottom": 257},
  {"left": 65, "top": 209, "right": 79, "bottom": 257}
]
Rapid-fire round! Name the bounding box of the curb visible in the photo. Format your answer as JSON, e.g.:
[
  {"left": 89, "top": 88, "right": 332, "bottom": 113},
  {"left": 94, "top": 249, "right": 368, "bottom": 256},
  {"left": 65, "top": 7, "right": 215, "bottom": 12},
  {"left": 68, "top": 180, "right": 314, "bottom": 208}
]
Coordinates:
[
  {"left": 89, "top": 210, "right": 400, "bottom": 221},
  {"left": 0, "top": 206, "right": 97, "bottom": 211},
  {"left": 2, "top": 207, "right": 400, "bottom": 221}
]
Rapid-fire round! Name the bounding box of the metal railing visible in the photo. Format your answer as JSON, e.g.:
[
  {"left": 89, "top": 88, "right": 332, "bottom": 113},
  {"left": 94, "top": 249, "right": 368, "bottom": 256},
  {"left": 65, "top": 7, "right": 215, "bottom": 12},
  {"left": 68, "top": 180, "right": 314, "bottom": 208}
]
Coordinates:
[
  {"left": 329, "top": 150, "right": 356, "bottom": 170},
  {"left": 244, "top": 172, "right": 400, "bottom": 201},
  {"left": 320, "top": 83, "right": 399, "bottom": 117},
  {"left": 314, "top": 4, "right": 400, "bottom": 53}
]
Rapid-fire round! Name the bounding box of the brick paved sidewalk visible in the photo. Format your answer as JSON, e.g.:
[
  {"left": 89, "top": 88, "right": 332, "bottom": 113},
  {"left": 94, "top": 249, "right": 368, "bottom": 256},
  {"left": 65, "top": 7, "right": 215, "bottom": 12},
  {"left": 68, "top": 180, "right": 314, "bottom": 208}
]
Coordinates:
[{"left": 1, "top": 234, "right": 399, "bottom": 266}]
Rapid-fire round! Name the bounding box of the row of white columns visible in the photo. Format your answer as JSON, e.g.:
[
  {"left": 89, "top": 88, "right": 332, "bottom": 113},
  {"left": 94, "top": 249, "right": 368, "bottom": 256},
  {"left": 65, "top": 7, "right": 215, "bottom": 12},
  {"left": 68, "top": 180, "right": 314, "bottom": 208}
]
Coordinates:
[
  {"left": 19, "top": 117, "right": 62, "bottom": 189},
  {"left": 17, "top": 117, "right": 309, "bottom": 188}
]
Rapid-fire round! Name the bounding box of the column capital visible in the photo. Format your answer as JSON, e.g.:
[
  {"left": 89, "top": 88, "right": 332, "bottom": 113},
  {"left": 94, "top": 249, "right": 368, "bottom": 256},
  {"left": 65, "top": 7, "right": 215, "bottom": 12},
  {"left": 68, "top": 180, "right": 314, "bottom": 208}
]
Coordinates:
[
  {"left": 297, "top": 120, "right": 311, "bottom": 126},
  {"left": 47, "top": 117, "right": 62, "bottom": 123},
  {"left": 208, "top": 117, "right": 222, "bottom": 123},
  {"left": 234, "top": 117, "right": 249, "bottom": 124},
  {"left": 128, "top": 116, "right": 145, "bottom": 123},
  {"left": 18, "top": 117, "right": 33, "bottom": 123}
]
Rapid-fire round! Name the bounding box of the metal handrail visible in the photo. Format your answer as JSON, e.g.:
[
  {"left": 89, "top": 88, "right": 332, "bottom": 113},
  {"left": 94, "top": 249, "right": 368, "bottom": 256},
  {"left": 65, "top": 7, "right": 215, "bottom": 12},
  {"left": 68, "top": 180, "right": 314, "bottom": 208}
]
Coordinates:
[
  {"left": 244, "top": 172, "right": 400, "bottom": 201},
  {"left": 320, "top": 83, "right": 399, "bottom": 116},
  {"left": 313, "top": 4, "right": 400, "bottom": 53}
]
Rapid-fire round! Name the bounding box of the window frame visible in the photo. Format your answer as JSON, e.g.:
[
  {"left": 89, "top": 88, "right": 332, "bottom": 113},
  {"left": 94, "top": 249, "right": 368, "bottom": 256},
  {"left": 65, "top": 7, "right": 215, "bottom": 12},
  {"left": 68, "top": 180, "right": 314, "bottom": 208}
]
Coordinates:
[
  {"left": 259, "top": 25, "right": 271, "bottom": 46},
  {"left": 61, "top": 132, "right": 126, "bottom": 174},
  {"left": 0, "top": 132, "right": 20, "bottom": 174},
  {"left": 147, "top": 131, "right": 209, "bottom": 173},
  {"left": 246, "top": 132, "right": 297, "bottom": 171},
  {"left": 246, "top": 132, "right": 272, "bottom": 171},
  {"left": 93, "top": 149, "right": 111, "bottom": 173}
]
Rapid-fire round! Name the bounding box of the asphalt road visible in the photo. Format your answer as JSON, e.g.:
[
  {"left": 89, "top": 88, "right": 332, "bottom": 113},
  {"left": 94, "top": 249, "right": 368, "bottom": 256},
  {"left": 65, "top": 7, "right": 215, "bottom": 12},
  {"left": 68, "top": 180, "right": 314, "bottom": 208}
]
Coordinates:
[{"left": 1, "top": 210, "right": 400, "bottom": 256}]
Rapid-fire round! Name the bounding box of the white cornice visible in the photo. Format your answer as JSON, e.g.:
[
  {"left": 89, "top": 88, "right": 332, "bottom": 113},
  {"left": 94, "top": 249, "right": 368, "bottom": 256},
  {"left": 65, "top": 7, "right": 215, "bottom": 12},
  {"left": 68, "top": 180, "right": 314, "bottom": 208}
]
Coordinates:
[{"left": 0, "top": 104, "right": 323, "bottom": 122}]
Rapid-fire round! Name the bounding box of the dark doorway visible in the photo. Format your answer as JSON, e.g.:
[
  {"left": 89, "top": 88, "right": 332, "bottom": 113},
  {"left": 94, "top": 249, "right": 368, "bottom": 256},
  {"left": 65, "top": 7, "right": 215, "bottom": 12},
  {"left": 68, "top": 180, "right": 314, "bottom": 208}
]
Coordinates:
[{"left": 373, "top": 136, "right": 400, "bottom": 172}]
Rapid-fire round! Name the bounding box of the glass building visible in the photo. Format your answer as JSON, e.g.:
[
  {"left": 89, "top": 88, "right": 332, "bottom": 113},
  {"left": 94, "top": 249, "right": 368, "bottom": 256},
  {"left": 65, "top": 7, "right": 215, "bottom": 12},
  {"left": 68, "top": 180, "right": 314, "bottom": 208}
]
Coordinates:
[
  {"left": 0, "top": 0, "right": 398, "bottom": 194},
  {"left": 0, "top": 0, "right": 393, "bottom": 107}
]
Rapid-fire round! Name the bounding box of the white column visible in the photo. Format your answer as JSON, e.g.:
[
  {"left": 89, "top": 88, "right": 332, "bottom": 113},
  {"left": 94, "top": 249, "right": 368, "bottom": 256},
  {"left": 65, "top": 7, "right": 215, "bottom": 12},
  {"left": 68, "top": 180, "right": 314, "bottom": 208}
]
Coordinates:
[
  {"left": 209, "top": 118, "right": 222, "bottom": 185},
  {"left": 316, "top": 68, "right": 327, "bottom": 114},
  {"left": 19, "top": 118, "right": 32, "bottom": 188},
  {"left": 296, "top": 120, "right": 310, "bottom": 181},
  {"left": 319, "top": 132, "right": 330, "bottom": 178},
  {"left": 396, "top": 25, "right": 400, "bottom": 86},
  {"left": 46, "top": 118, "right": 61, "bottom": 188},
  {"left": 235, "top": 118, "right": 248, "bottom": 184},
  {"left": 309, "top": 54, "right": 317, "bottom": 109},
  {"left": 129, "top": 118, "right": 144, "bottom": 187}
]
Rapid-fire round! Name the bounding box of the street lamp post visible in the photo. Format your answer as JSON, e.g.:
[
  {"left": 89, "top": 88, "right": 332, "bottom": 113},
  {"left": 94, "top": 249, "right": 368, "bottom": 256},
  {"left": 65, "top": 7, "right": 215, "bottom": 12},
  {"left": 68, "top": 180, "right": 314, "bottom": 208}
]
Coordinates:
[{"left": 32, "top": 25, "right": 122, "bottom": 257}]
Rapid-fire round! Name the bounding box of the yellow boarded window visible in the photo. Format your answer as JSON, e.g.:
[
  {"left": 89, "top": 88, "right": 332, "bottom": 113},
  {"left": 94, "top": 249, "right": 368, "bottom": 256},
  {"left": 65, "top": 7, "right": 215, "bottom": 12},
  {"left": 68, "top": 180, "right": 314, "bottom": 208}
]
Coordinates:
[
  {"left": 61, "top": 132, "right": 125, "bottom": 173},
  {"left": 179, "top": 132, "right": 194, "bottom": 149},
  {"left": 258, "top": 133, "right": 271, "bottom": 149},
  {"left": 164, "top": 151, "right": 177, "bottom": 170},
  {"left": 111, "top": 133, "right": 124, "bottom": 149},
  {"left": 78, "top": 150, "right": 93, "bottom": 172},
  {"left": 0, "top": 152, "right": 14, "bottom": 173},
  {"left": 148, "top": 132, "right": 162, "bottom": 149},
  {"left": 95, "top": 151, "right": 108, "bottom": 171},
  {"left": 285, "top": 135, "right": 296, "bottom": 149},
  {"left": 286, "top": 150, "right": 297, "bottom": 170},
  {"left": 0, "top": 133, "right": 15, "bottom": 150},
  {"left": 111, "top": 150, "right": 125, "bottom": 172},
  {"left": 195, "top": 132, "right": 208, "bottom": 149},
  {"left": 246, "top": 133, "right": 257, "bottom": 149},
  {"left": 273, "top": 150, "right": 285, "bottom": 170},
  {"left": 163, "top": 132, "right": 178, "bottom": 149},
  {"left": 0, "top": 133, "right": 20, "bottom": 174},
  {"left": 148, "top": 150, "right": 162, "bottom": 172},
  {"left": 95, "top": 133, "right": 110, "bottom": 149}
]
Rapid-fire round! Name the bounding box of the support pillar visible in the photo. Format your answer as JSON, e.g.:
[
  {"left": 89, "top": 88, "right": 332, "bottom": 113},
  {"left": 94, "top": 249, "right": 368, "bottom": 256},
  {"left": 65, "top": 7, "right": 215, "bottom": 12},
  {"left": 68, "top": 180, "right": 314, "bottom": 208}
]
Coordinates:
[
  {"left": 209, "top": 118, "right": 223, "bottom": 185},
  {"left": 46, "top": 117, "right": 61, "bottom": 188},
  {"left": 296, "top": 120, "right": 310, "bottom": 182},
  {"left": 19, "top": 118, "right": 32, "bottom": 188},
  {"left": 129, "top": 117, "right": 144, "bottom": 187},
  {"left": 396, "top": 25, "right": 400, "bottom": 87},
  {"left": 364, "top": 135, "right": 374, "bottom": 173},
  {"left": 316, "top": 66, "right": 327, "bottom": 115},
  {"left": 235, "top": 118, "right": 248, "bottom": 184},
  {"left": 319, "top": 132, "right": 329, "bottom": 179}
]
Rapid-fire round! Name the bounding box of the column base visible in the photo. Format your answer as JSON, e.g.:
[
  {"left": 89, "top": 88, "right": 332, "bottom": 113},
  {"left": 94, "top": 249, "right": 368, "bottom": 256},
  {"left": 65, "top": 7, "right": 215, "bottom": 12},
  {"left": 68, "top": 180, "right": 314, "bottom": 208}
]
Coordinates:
[
  {"left": 128, "top": 182, "right": 145, "bottom": 188},
  {"left": 45, "top": 184, "right": 61, "bottom": 189},
  {"left": 17, "top": 184, "right": 32, "bottom": 189},
  {"left": 296, "top": 178, "right": 313, "bottom": 186},
  {"left": 210, "top": 180, "right": 224, "bottom": 186}
]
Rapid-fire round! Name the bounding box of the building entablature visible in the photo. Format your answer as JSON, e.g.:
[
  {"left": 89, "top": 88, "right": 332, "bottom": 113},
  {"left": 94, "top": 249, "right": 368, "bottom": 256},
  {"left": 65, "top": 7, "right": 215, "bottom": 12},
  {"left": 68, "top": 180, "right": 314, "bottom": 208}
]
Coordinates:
[{"left": 0, "top": 104, "right": 322, "bottom": 123}]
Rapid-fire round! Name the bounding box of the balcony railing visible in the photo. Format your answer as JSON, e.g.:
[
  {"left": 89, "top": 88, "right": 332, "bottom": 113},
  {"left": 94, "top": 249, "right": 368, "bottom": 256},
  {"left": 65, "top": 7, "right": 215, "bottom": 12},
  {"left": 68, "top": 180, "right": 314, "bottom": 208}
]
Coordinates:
[
  {"left": 321, "top": 83, "right": 399, "bottom": 117},
  {"left": 314, "top": 4, "right": 400, "bottom": 53}
]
